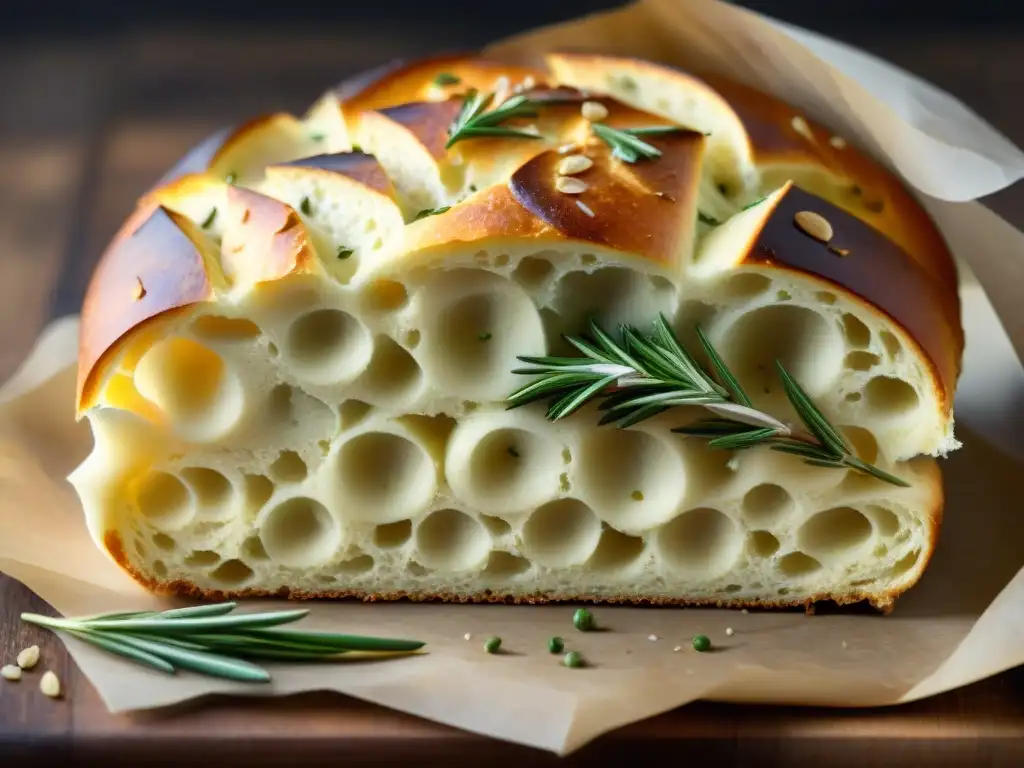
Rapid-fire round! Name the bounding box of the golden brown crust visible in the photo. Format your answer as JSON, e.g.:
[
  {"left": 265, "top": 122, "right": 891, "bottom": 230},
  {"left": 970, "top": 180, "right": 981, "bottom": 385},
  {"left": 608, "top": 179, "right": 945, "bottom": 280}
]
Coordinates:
[
  {"left": 336, "top": 55, "right": 547, "bottom": 113},
  {"left": 745, "top": 184, "right": 960, "bottom": 415},
  {"left": 77, "top": 205, "right": 216, "bottom": 412}
]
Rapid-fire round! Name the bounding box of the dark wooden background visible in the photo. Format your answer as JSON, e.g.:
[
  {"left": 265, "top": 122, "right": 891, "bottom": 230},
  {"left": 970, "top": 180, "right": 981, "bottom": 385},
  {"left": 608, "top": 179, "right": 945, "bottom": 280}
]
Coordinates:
[{"left": 1, "top": 1, "right": 1023, "bottom": 763}]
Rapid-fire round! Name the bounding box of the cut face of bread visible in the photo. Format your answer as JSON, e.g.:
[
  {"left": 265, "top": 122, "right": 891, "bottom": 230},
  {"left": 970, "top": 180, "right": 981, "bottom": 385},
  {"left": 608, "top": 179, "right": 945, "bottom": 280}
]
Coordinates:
[{"left": 70, "top": 54, "right": 961, "bottom": 610}]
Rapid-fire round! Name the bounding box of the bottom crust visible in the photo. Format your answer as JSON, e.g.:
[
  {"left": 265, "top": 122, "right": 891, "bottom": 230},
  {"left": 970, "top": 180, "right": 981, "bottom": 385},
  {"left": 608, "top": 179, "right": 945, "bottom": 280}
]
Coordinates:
[{"left": 105, "top": 530, "right": 932, "bottom": 615}]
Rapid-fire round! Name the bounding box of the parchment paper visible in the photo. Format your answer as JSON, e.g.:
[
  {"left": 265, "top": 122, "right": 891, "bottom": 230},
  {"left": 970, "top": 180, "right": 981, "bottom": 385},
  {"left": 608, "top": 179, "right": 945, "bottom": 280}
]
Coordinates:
[{"left": 1, "top": 0, "right": 1023, "bottom": 755}]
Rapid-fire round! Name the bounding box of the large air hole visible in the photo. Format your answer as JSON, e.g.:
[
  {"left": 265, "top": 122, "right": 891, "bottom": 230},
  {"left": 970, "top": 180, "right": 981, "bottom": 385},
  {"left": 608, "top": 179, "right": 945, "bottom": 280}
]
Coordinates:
[
  {"left": 184, "top": 550, "right": 221, "bottom": 567},
  {"left": 242, "top": 536, "right": 269, "bottom": 561},
  {"left": 865, "top": 504, "right": 901, "bottom": 537},
  {"left": 673, "top": 300, "right": 717, "bottom": 363},
  {"left": 720, "top": 305, "right": 843, "bottom": 408},
  {"left": 269, "top": 451, "right": 308, "bottom": 483},
  {"left": 415, "top": 508, "right": 491, "bottom": 571},
  {"left": 586, "top": 526, "right": 646, "bottom": 572},
  {"left": 452, "top": 425, "right": 562, "bottom": 514},
  {"left": 339, "top": 399, "right": 373, "bottom": 430},
  {"left": 134, "top": 337, "right": 245, "bottom": 441},
  {"left": 480, "top": 515, "right": 512, "bottom": 537},
  {"left": 191, "top": 315, "right": 261, "bottom": 341},
  {"left": 374, "top": 519, "right": 413, "bottom": 549},
  {"left": 864, "top": 377, "right": 920, "bottom": 417},
  {"left": 841, "top": 426, "right": 879, "bottom": 464},
  {"left": 209, "top": 559, "right": 254, "bottom": 586},
  {"left": 283, "top": 309, "right": 373, "bottom": 386},
  {"left": 482, "top": 551, "right": 531, "bottom": 578},
  {"left": 423, "top": 272, "right": 546, "bottom": 400},
  {"left": 845, "top": 351, "right": 881, "bottom": 371},
  {"left": 890, "top": 548, "right": 921, "bottom": 578},
  {"left": 337, "top": 553, "right": 374, "bottom": 574},
  {"left": 840, "top": 313, "right": 872, "bottom": 348},
  {"left": 723, "top": 272, "right": 771, "bottom": 299},
  {"left": 513, "top": 256, "right": 554, "bottom": 288},
  {"left": 748, "top": 530, "right": 780, "bottom": 557},
  {"left": 243, "top": 474, "right": 275, "bottom": 516},
  {"left": 880, "top": 330, "right": 902, "bottom": 358},
  {"left": 655, "top": 508, "right": 741, "bottom": 577},
  {"left": 354, "top": 336, "right": 423, "bottom": 406},
  {"left": 742, "top": 484, "right": 794, "bottom": 526},
  {"left": 152, "top": 533, "right": 177, "bottom": 552},
  {"left": 521, "top": 499, "right": 602, "bottom": 568},
  {"left": 777, "top": 551, "right": 821, "bottom": 577},
  {"left": 362, "top": 280, "right": 409, "bottom": 313},
  {"left": 553, "top": 267, "right": 676, "bottom": 336},
  {"left": 336, "top": 431, "right": 436, "bottom": 523},
  {"left": 135, "top": 472, "right": 194, "bottom": 529},
  {"left": 180, "top": 467, "right": 232, "bottom": 512},
  {"left": 797, "top": 506, "right": 873, "bottom": 561},
  {"left": 259, "top": 497, "right": 341, "bottom": 567},
  {"left": 576, "top": 429, "right": 685, "bottom": 530}
]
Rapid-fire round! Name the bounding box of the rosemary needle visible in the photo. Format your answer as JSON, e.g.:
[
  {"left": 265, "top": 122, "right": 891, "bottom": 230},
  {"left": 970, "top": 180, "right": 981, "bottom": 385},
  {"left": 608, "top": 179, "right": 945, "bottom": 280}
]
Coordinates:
[
  {"left": 21, "top": 602, "right": 425, "bottom": 683},
  {"left": 507, "top": 314, "right": 908, "bottom": 487}
]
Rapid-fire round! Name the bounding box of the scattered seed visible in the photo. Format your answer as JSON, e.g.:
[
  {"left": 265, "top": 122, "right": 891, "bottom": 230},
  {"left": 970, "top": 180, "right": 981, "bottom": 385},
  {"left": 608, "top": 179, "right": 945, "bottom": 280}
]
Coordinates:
[
  {"left": 225, "top": 171, "right": 237, "bottom": 185},
  {"left": 647, "top": 634, "right": 659, "bottom": 642},
  {"left": 520, "top": 124, "right": 540, "bottom": 137},
  {"left": 131, "top": 277, "right": 146, "bottom": 301},
  {"left": 241, "top": 209, "right": 251, "bottom": 224},
  {"left": 1, "top": 665, "right": 21, "bottom": 681},
  {"left": 555, "top": 177, "right": 588, "bottom": 194},
  {"left": 39, "top": 671, "right": 60, "bottom": 698},
  {"left": 557, "top": 143, "right": 579, "bottom": 154},
  {"left": 741, "top": 609, "right": 749, "bottom": 615},
  {"left": 581, "top": 101, "right": 609, "bottom": 121},
  {"left": 794, "top": 210, "right": 833, "bottom": 242},
  {"left": 829, "top": 136, "right": 847, "bottom": 150},
  {"left": 563, "top": 650, "right": 584, "bottom": 668},
  {"left": 522, "top": 75, "right": 536, "bottom": 90},
  {"left": 575, "top": 200, "right": 596, "bottom": 217},
  {"left": 463, "top": 633, "right": 472, "bottom": 641},
  {"left": 484, "top": 636, "right": 502, "bottom": 654},
  {"left": 492, "top": 75, "right": 511, "bottom": 96},
  {"left": 672, "top": 646, "right": 682, "bottom": 653},
  {"left": 842, "top": 640, "right": 848, "bottom": 649},
  {"left": 829, "top": 246, "right": 850, "bottom": 257},
  {"left": 17, "top": 645, "right": 39, "bottom": 670},
  {"left": 725, "top": 627, "right": 735, "bottom": 637},
  {"left": 790, "top": 115, "right": 813, "bottom": 140},
  {"left": 557, "top": 154, "right": 593, "bottom": 175},
  {"left": 655, "top": 191, "right": 676, "bottom": 202},
  {"left": 573, "top": 607, "right": 595, "bottom": 632},
  {"left": 692, "top": 634, "right": 712, "bottom": 652},
  {"left": 548, "top": 636, "right": 564, "bottom": 654}
]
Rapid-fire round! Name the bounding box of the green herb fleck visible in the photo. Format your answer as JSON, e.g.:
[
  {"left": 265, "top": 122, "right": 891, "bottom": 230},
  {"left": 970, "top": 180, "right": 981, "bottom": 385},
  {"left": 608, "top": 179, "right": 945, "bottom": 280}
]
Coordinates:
[
  {"left": 336, "top": 247, "right": 354, "bottom": 260},
  {"left": 300, "top": 197, "right": 312, "bottom": 216},
  {"left": 698, "top": 211, "right": 720, "bottom": 226},
  {"left": 573, "top": 608, "right": 595, "bottom": 632},
  {"left": 742, "top": 196, "right": 767, "bottom": 210},
  {"left": 225, "top": 172, "right": 237, "bottom": 185},
  {"left": 507, "top": 445, "right": 520, "bottom": 458},
  {"left": 310, "top": 132, "right": 325, "bottom": 142},
  {"left": 617, "top": 75, "right": 638, "bottom": 93},
  {"left": 484, "top": 636, "right": 502, "bottom": 654},
  {"left": 591, "top": 123, "right": 683, "bottom": 163},
  {"left": 631, "top": 490, "right": 644, "bottom": 502},
  {"left": 201, "top": 208, "right": 217, "bottom": 229},
  {"left": 563, "top": 650, "right": 584, "bottom": 668},
  {"left": 478, "top": 332, "right": 492, "bottom": 342},
  {"left": 433, "top": 72, "right": 462, "bottom": 87},
  {"left": 414, "top": 206, "right": 451, "bottom": 221},
  {"left": 692, "top": 634, "right": 711, "bottom": 652},
  {"left": 548, "top": 636, "right": 564, "bottom": 654},
  {"left": 446, "top": 89, "right": 545, "bottom": 149}
]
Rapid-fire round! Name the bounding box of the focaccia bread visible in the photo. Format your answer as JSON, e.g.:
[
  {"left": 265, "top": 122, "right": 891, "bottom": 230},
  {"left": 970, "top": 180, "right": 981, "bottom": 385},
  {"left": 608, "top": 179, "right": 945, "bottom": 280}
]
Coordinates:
[{"left": 69, "top": 53, "right": 962, "bottom": 610}]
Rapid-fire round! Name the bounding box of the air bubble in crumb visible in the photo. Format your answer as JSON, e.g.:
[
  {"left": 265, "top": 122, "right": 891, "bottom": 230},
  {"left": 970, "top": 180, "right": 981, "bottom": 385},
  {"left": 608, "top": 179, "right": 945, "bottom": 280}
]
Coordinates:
[{"left": 17, "top": 645, "right": 39, "bottom": 669}]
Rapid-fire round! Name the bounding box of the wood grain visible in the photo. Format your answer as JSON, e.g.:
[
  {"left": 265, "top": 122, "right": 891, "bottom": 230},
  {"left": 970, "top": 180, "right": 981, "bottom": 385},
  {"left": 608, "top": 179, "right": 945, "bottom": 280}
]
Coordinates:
[{"left": 0, "top": 28, "right": 1022, "bottom": 765}]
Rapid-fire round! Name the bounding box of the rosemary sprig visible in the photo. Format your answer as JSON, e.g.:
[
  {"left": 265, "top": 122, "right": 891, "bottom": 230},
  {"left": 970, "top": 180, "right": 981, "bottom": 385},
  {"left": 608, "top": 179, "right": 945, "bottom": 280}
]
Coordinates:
[
  {"left": 591, "top": 123, "right": 685, "bottom": 163},
  {"left": 22, "top": 602, "right": 425, "bottom": 682},
  {"left": 446, "top": 89, "right": 544, "bottom": 148},
  {"left": 507, "top": 315, "right": 908, "bottom": 487}
]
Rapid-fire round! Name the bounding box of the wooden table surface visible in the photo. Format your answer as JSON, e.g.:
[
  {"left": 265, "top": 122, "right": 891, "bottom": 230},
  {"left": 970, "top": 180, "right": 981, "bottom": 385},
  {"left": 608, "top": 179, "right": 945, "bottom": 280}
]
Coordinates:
[{"left": 1, "top": 24, "right": 1023, "bottom": 766}]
